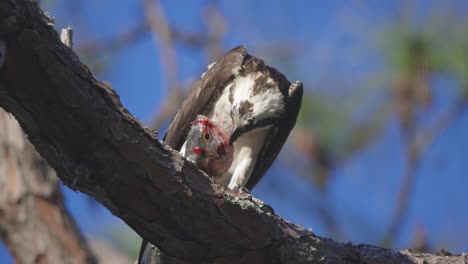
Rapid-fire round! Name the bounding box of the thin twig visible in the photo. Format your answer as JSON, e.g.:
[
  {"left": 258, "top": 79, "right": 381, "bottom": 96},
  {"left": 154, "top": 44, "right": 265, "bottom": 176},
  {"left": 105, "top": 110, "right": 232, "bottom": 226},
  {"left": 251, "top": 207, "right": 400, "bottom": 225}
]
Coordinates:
[
  {"left": 147, "top": 0, "right": 227, "bottom": 130},
  {"left": 77, "top": 22, "right": 206, "bottom": 58},
  {"left": 383, "top": 96, "right": 468, "bottom": 245},
  {"left": 142, "top": 0, "right": 179, "bottom": 94},
  {"left": 203, "top": 3, "right": 226, "bottom": 61},
  {"left": 77, "top": 22, "right": 150, "bottom": 56},
  {"left": 142, "top": 0, "right": 186, "bottom": 130}
]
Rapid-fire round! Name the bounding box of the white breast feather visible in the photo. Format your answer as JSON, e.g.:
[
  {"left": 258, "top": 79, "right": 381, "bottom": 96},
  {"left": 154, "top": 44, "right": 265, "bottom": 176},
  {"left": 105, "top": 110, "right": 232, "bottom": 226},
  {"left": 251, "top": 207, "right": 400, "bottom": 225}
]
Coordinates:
[
  {"left": 216, "top": 126, "right": 270, "bottom": 189},
  {"left": 207, "top": 83, "right": 233, "bottom": 129},
  {"left": 233, "top": 74, "right": 285, "bottom": 120},
  {"left": 251, "top": 88, "right": 284, "bottom": 120},
  {"left": 231, "top": 73, "right": 261, "bottom": 105}
]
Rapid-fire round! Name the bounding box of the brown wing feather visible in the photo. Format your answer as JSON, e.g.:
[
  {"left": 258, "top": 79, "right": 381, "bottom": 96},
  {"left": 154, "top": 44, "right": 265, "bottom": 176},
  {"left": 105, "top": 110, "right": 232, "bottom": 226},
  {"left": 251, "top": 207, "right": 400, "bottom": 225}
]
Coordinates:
[
  {"left": 163, "top": 46, "right": 246, "bottom": 149},
  {"left": 246, "top": 81, "right": 303, "bottom": 190}
]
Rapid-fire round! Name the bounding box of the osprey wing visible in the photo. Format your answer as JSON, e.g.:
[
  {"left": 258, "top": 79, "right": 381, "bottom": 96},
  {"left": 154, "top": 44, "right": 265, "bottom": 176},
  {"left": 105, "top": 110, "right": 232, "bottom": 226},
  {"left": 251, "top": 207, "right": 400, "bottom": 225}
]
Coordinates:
[{"left": 163, "top": 46, "right": 246, "bottom": 149}]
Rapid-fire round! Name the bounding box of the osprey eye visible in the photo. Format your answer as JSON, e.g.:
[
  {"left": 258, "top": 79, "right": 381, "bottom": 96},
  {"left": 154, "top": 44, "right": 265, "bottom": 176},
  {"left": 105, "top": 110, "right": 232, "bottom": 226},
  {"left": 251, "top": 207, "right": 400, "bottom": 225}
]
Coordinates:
[{"left": 202, "top": 130, "right": 211, "bottom": 141}]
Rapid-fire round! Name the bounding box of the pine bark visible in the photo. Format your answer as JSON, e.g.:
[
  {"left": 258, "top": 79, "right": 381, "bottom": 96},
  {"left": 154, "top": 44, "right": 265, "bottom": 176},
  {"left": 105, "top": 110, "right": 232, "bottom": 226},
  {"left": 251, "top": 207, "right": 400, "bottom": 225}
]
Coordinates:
[
  {"left": 0, "top": 0, "right": 466, "bottom": 263},
  {"left": 0, "top": 108, "right": 97, "bottom": 263}
]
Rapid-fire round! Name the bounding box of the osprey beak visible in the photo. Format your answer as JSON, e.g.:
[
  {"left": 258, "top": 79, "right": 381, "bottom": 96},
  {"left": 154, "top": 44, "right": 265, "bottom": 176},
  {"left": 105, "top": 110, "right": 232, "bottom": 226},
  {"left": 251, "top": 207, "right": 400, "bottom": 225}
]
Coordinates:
[
  {"left": 229, "top": 123, "right": 239, "bottom": 145},
  {"left": 229, "top": 116, "right": 277, "bottom": 145},
  {"left": 229, "top": 119, "right": 257, "bottom": 144}
]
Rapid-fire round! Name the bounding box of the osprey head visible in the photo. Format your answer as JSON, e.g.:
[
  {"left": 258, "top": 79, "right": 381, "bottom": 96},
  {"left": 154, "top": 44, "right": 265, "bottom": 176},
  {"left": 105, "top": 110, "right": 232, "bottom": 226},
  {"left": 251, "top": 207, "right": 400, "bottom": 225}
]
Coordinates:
[{"left": 227, "top": 71, "right": 286, "bottom": 144}]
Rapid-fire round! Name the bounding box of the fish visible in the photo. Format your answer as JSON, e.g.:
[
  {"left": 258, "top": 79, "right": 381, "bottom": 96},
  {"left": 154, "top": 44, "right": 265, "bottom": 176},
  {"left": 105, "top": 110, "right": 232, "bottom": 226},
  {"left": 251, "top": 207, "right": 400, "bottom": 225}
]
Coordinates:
[{"left": 182, "top": 115, "right": 233, "bottom": 179}]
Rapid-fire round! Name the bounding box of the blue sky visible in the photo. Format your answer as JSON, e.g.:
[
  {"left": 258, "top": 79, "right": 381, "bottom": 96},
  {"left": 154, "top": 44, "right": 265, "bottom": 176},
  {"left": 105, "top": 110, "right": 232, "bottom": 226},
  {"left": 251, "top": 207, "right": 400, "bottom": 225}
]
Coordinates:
[{"left": 2, "top": 0, "right": 468, "bottom": 262}]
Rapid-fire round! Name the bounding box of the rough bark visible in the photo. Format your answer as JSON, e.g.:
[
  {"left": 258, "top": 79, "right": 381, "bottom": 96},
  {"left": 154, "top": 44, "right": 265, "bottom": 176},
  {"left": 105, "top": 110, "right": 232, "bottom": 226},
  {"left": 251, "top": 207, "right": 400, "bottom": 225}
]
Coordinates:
[
  {"left": 0, "top": 1, "right": 466, "bottom": 263},
  {"left": 0, "top": 108, "right": 97, "bottom": 263}
]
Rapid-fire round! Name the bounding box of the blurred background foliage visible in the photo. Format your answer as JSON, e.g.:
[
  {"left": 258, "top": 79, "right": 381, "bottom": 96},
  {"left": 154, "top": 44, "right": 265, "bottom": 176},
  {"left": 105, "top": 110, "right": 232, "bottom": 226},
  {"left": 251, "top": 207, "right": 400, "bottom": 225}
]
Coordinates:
[{"left": 3, "top": 0, "right": 468, "bottom": 262}]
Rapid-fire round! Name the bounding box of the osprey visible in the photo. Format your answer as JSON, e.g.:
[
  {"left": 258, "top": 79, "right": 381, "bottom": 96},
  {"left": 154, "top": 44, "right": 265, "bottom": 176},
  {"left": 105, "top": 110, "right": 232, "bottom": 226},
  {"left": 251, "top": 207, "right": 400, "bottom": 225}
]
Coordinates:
[
  {"left": 166, "top": 45, "right": 303, "bottom": 191},
  {"left": 138, "top": 46, "right": 302, "bottom": 264}
]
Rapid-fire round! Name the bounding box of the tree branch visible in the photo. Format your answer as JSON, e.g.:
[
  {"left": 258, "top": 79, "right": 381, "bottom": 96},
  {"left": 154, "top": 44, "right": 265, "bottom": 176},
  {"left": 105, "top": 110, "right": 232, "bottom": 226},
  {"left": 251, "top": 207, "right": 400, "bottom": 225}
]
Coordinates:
[
  {"left": 0, "top": 1, "right": 466, "bottom": 263},
  {"left": 0, "top": 108, "right": 97, "bottom": 263}
]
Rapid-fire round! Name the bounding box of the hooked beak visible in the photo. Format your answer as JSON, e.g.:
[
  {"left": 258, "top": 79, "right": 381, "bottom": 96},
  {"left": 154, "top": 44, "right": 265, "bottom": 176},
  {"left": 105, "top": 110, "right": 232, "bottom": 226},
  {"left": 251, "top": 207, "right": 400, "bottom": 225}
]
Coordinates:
[
  {"left": 229, "top": 123, "right": 238, "bottom": 145},
  {"left": 229, "top": 117, "right": 274, "bottom": 144},
  {"left": 229, "top": 131, "right": 240, "bottom": 145},
  {"left": 229, "top": 119, "right": 257, "bottom": 145}
]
